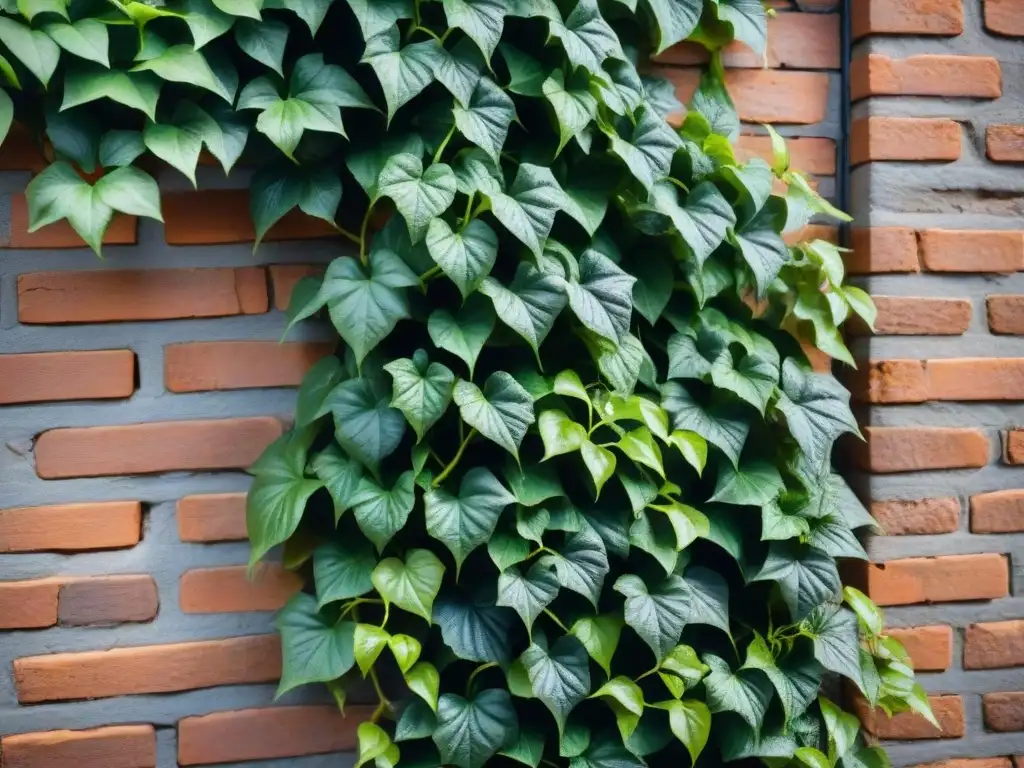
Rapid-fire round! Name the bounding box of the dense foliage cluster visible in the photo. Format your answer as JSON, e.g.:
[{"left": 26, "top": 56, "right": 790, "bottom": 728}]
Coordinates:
[{"left": 0, "top": 0, "right": 934, "bottom": 765}]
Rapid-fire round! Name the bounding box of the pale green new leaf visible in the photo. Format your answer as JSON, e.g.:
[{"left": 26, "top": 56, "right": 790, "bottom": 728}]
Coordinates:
[
  {"left": 372, "top": 548, "right": 445, "bottom": 621},
  {"left": 354, "top": 623, "right": 390, "bottom": 676}
]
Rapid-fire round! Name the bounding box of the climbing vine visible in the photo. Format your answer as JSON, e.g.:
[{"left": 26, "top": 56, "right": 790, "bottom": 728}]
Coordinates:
[{"left": 0, "top": 0, "right": 932, "bottom": 765}]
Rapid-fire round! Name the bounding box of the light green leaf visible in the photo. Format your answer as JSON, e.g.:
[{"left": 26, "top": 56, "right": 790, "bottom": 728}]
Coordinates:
[
  {"left": 310, "top": 444, "right": 363, "bottom": 521},
  {"left": 355, "top": 722, "right": 398, "bottom": 768},
  {"left": 616, "top": 426, "right": 664, "bottom": 478},
  {"left": 362, "top": 29, "right": 441, "bottom": 122},
  {"left": 428, "top": 295, "right": 495, "bottom": 377},
  {"left": 500, "top": 43, "right": 545, "bottom": 96},
  {"left": 702, "top": 654, "right": 772, "bottom": 729},
  {"left": 372, "top": 548, "right": 445, "bottom": 622},
  {"left": 384, "top": 350, "right": 455, "bottom": 441},
  {"left": 406, "top": 661, "right": 441, "bottom": 710},
  {"left": 570, "top": 614, "right": 622, "bottom": 676},
  {"left": 487, "top": 163, "right": 566, "bottom": 256},
  {"left": 844, "top": 585, "right": 884, "bottom": 636},
  {"left": 644, "top": 0, "right": 701, "bottom": 53},
  {"left": 426, "top": 217, "right": 498, "bottom": 298},
  {"left": 17, "top": 0, "right": 67, "bottom": 21},
  {"left": 538, "top": 409, "right": 586, "bottom": 459},
  {"left": 63, "top": 67, "right": 161, "bottom": 120},
  {"left": 659, "top": 644, "right": 709, "bottom": 698},
  {"left": 521, "top": 634, "right": 591, "bottom": 734},
  {"left": 425, "top": 467, "right": 515, "bottom": 569},
  {"left": 313, "top": 538, "right": 377, "bottom": 607},
  {"left": 212, "top": 0, "right": 262, "bottom": 17},
  {"left": 134, "top": 44, "right": 236, "bottom": 102},
  {"left": 0, "top": 90, "right": 11, "bottom": 147},
  {"left": 498, "top": 561, "right": 560, "bottom": 633},
  {"left": 581, "top": 441, "right": 616, "bottom": 498},
  {"left": 234, "top": 17, "right": 287, "bottom": 74},
  {"left": 434, "top": 690, "right": 518, "bottom": 768},
  {"left": 0, "top": 17, "right": 59, "bottom": 85},
  {"left": 506, "top": 463, "right": 565, "bottom": 507},
  {"left": 354, "top": 623, "right": 391, "bottom": 676},
  {"left": 442, "top": 0, "right": 505, "bottom": 61},
  {"left": 93, "top": 165, "right": 162, "bottom": 221},
  {"left": 540, "top": 524, "right": 609, "bottom": 606},
  {"left": 44, "top": 19, "right": 108, "bottom": 66},
  {"left": 548, "top": 0, "right": 622, "bottom": 71},
  {"left": 179, "top": 0, "right": 235, "bottom": 48},
  {"left": 377, "top": 153, "right": 457, "bottom": 243},
  {"left": 276, "top": 592, "right": 355, "bottom": 696},
  {"left": 351, "top": 471, "right": 417, "bottom": 551},
  {"left": 454, "top": 372, "right": 536, "bottom": 460},
  {"left": 480, "top": 262, "right": 567, "bottom": 360},
  {"left": 388, "top": 634, "right": 422, "bottom": 674}
]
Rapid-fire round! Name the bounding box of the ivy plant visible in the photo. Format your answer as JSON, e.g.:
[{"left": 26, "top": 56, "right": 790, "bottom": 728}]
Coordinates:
[{"left": 0, "top": 0, "right": 931, "bottom": 765}]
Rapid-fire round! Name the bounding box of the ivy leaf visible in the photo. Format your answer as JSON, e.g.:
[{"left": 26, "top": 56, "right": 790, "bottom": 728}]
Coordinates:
[
  {"left": 776, "top": 358, "right": 859, "bottom": 470},
  {"left": 432, "top": 38, "right": 485, "bottom": 107},
  {"left": 500, "top": 43, "right": 545, "bottom": 96},
  {"left": 179, "top": 0, "right": 235, "bottom": 48},
  {"left": 498, "top": 562, "right": 560, "bottom": 634},
  {"left": 234, "top": 18, "right": 287, "bottom": 74},
  {"left": 652, "top": 700, "right": 710, "bottom": 764},
  {"left": 742, "top": 635, "right": 821, "bottom": 722},
  {"left": 581, "top": 441, "right": 617, "bottom": 498},
  {"left": 716, "top": 0, "right": 768, "bottom": 57},
  {"left": 702, "top": 654, "right": 772, "bottom": 729},
  {"left": 314, "top": 538, "right": 377, "bottom": 607},
  {"left": 453, "top": 78, "right": 516, "bottom": 163},
  {"left": 134, "top": 44, "right": 236, "bottom": 102},
  {"left": 659, "top": 645, "right": 709, "bottom": 698},
  {"left": 808, "top": 515, "right": 867, "bottom": 560},
  {"left": 425, "top": 467, "right": 516, "bottom": 570},
  {"left": 640, "top": 181, "right": 735, "bottom": 267},
  {"left": 709, "top": 459, "right": 783, "bottom": 507},
  {"left": 731, "top": 197, "right": 790, "bottom": 299},
  {"left": 563, "top": 248, "right": 636, "bottom": 344},
  {"left": 616, "top": 426, "right": 664, "bottom": 478},
  {"left": 328, "top": 378, "right": 407, "bottom": 474},
  {"left": 660, "top": 382, "right": 748, "bottom": 467},
  {"left": 310, "top": 444, "right": 363, "bottom": 521},
  {"left": 264, "top": 0, "right": 332, "bottom": 34},
  {"left": 540, "top": 524, "right": 609, "bottom": 606},
  {"left": 434, "top": 586, "right": 518, "bottom": 663},
  {"left": 442, "top": 0, "right": 505, "bottom": 61},
  {"left": 570, "top": 615, "right": 622, "bottom": 676},
  {"left": 487, "top": 164, "right": 566, "bottom": 257},
  {"left": 543, "top": 69, "right": 597, "bottom": 154},
  {"left": 211, "top": 0, "right": 262, "bottom": 18},
  {"left": 480, "top": 263, "right": 567, "bottom": 360},
  {"left": 384, "top": 350, "right": 455, "bottom": 441},
  {"left": 0, "top": 17, "right": 59, "bottom": 85},
  {"left": 606, "top": 105, "right": 681, "bottom": 192},
  {"left": 426, "top": 217, "right": 498, "bottom": 298},
  {"left": 362, "top": 29, "right": 442, "bottom": 122},
  {"left": 506, "top": 463, "right": 565, "bottom": 507},
  {"left": 44, "top": 19, "right": 108, "bottom": 66},
  {"left": 547, "top": 0, "right": 622, "bottom": 72},
  {"left": 454, "top": 372, "right": 536, "bottom": 460},
  {"left": 397, "top": 698, "right": 437, "bottom": 742},
  {"left": 354, "top": 623, "right": 391, "bottom": 676},
  {"left": 371, "top": 548, "right": 445, "bottom": 622},
  {"left": 428, "top": 295, "right": 495, "bottom": 377},
  {"left": 539, "top": 409, "right": 586, "bottom": 459},
  {"left": 387, "top": 634, "right": 422, "bottom": 674},
  {"left": 614, "top": 574, "right": 686, "bottom": 661},
  {"left": 500, "top": 723, "right": 546, "bottom": 768},
  {"left": 803, "top": 605, "right": 864, "bottom": 692},
  {"left": 753, "top": 543, "right": 841, "bottom": 620},
  {"left": 350, "top": 471, "right": 416, "bottom": 551},
  {"left": 345, "top": 0, "right": 413, "bottom": 38},
  {"left": 434, "top": 690, "right": 518, "bottom": 768},
  {"left": 644, "top": 0, "right": 701, "bottom": 53},
  {"left": 630, "top": 249, "right": 673, "bottom": 325},
  {"left": 63, "top": 68, "right": 162, "bottom": 119},
  {"left": 347, "top": 133, "right": 425, "bottom": 197},
  {"left": 98, "top": 130, "right": 145, "bottom": 167},
  {"left": 377, "top": 153, "right": 457, "bottom": 243},
  {"left": 521, "top": 634, "right": 591, "bottom": 734},
  {"left": 629, "top": 511, "right": 678, "bottom": 575},
  {"left": 276, "top": 593, "right": 356, "bottom": 697},
  {"left": 571, "top": 734, "right": 645, "bottom": 768},
  {"left": 711, "top": 342, "right": 780, "bottom": 415}
]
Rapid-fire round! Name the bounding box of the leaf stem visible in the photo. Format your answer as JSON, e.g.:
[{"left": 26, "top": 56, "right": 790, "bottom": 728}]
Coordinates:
[
  {"left": 462, "top": 192, "right": 475, "bottom": 227},
  {"left": 542, "top": 607, "right": 569, "bottom": 633},
  {"left": 432, "top": 428, "right": 476, "bottom": 486},
  {"left": 433, "top": 124, "right": 458, "bottom": 165},
  {"left": 336, "top": 225, "right": 361, "bottom": 245},
  {"left": 369, "top": 666, "right": 392, "bottom": 722},
  {"left": 428, "top": 447, "right": 446, "bottom": 468},
  {"left": 465, "top": 661, "right": 499, "bottom": 696},
  {"left": 634, "top": 666, "right": 659, "bottom": 682},
  {"left": 339, "top": 597, "right": 384, "bottom": 620},
  {"left": 359, "top": 201, "right": 376, "bottom": 266},
  {"left": 419, "top": 265, "right": 443, "bottom": 282},
  {"left": 412, "top": 24, "right": 442, "bottom": 42}
]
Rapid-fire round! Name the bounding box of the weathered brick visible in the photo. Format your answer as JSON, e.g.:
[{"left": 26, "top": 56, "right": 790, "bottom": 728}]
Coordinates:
[
  {"left": 0, "top": 124, "right": 46, "bottom": 172},
  {"left": 177, "top": 705, "right": 373, "bottom": 765},
  {"left": 165, "top": 341, "right": 333, "bottom": 392},
  {"left": 988, "top": 296, "right": 1024, "bottom": 334},
  {"left": 13, "top": 634, "right": 280, "bottom": 703},
  {"left": 860, "top": 554, "right": 1008, "bottom": 606},
  {"left": 987, "top": 125, "right": 1024, "bottom": 162},
  {"left": 986, "top": 0, "right": 1024, "bottom": 36},
  {"left": 0, "top": 501, "right": 142, "bottom": 553},
  {"left": 0, "top": 579, "right": 61, "bottom": 630},
  {"left": 857, "top": 694, "right": 964, "bottom": 739},
  {"left": 972, "top": 490, "right": 1024, "bottom": 533},
  {"left": 18, "top": 268, "right": 268, "bottom": 324},
  {"left": 852, "top": 0, "right": 964, "bottom": 38},
  {"left": 920, "top": 230, "right": 1024, "bottom": 273},
  {"left": 871, "top": 498, "right": 960, "bottom": 535},
  {"left": 847, "top": 228, "right": 919, "bottom": 274},
  {"left": 268, "top": 264, "right": 324, "bottom": 311},
  {"left": 964, "top": 620, "right": 1024, "bottom": 669},
  {"left": 0, "top": 725, "right": 156, "bottom": 768},
  {"left": 984, "top": 692, "right": 1024, "bottom": 731},
  {"left": 34, "top": 417, "right": 283, "bottom": 479},
  {"left": 1006, "top": 431, "right": 1024, "bottom": 464},
  {"left": 58, "top": 575, "right": 158, "bottom": 626},
  {"left": 162, "top": 189, "right": 338, "bottom": 245},
  {"left": 0, "top": 350, "right": 135, "bottom": 405},
  {"left": 872, "top": 297, "right": 971, "bottom": 336},
  {"left": 734, "top": 136, "right": 836, "bottom": 176},
  {"left": 664, "top": 68, "right": 830, "bottom": 125},
  {"left": 929, "top": 359, "right": 1024, "bottom": 401},
  {"left": 180, "top": 565, "right": 301, "bottom": 614},
  {"left": 7, "top": 194, "right": 137, "bottom": 249},
  {"left": 176, "top": 493, "right": 247, "bottom": 543},
  {"left": 887, "top": 625, "right": 953, "bottom": 672},
  {"left": 915, "top": 760, "right": 1011, "bottom": 768},
  {"left": 851, "top": 54, "right": 1001, "bottom": 100},
  {"left": 851, "top": 117, "right": 961, "bottom": 165},
  {"left": 853, "top": 360, "right": 928, "bottom": 404},
  {"left": 860, "top": 427, "right": 989, "bottom": 473}
]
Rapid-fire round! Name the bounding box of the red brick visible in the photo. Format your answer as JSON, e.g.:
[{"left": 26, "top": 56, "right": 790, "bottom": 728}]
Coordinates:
[
  {"left": 984, "top": 693, "right": 1024, "bottom": 731},
  {"left": 268, "top": 264, "right": 324, "bottom": 311},
  {"left": 920, "top": 230, "right": 1024, "bottom": 273},
  {"left": 887, "top": 625, "right": 953, "bottom": 672},
  {"left": 7, "top": 194, "right": 137, "bottom": 249},
  {"left": 860, "top": 554, "right": 1008, "bottom": 606},
  {"left": 178, "top": 705, "right": 373, "bottom": 765},
  {"left": 987, "top": 125, "right": 1024, "bottom": 162},
  {"left": 0, "top": 501, "right": 141, "bottom": 553},
  {"left": 18, "top": 268, "right": 268, "bottom": 324},
  {"left": 972, "top": 490, "right": 1024, "bottom": 533},
  {"left": 860, "top": 427, "right": 989, "bottom": 473},
  {"left": 734, "top": 136, "right": 836, "bottom": 176},
  {"left": 986, "top": 0, "right": 1024, "bottom": 36},
  {"left": 0, "top": 579, "right": 61, "bottom": 630},
  {"left": 853, "top": 360, "right": 929, "bottom": 404},
  {"left": 871, "top": 498, "right": 960, "bottom": 535},
  {"left": 989, "top": 296, "right": 1024, "bottom": 334},
  {"left": 13, "top": 634, "right": 280, "bottom": 703},
  {"left": 783, "top": 225, "right": 839, "bottom": 247},
  {"left": 165, "top": 341, "right": 333, "bottom": 392},
  {"left": 929, "top": 359, "right": 1024, "bottom": 401},
  {"left": 872, "top": 297, "right": 971, "bottom": 336},
  {"left": 0, "top": 350, "right": 135, "bottom": 405},
  {"left": 162, "top": 189, "right": 338, "bottom": 245},
  {"left": 34, "top": 417, "right": 283, "bottom": 479},
  {"left": 857, "top": 694, "right": 964, "bottom": 739},
  {"left": 851, "top": 117, "right": 961, "bottom": 165},
  {"left": 915, "top": 759, "right": 1011, "bottom": 768},
  {"left": 964, "top": 620, "right": 1024, "bottom": 669},
  {"left": 852, "top": 54, "right": 1001, "bottom": 100},
  {"left": 58, "top": 575, "right": 158, "bottom": 626},
  {"left": 0, "top": 725, "right": 156, "bottom": 768},
  {"left": 0, "top": 124, "right": 46, "bottom": 172},
  {"left": 1005, "top": 431, "right": 1024, "bottom": 464},
  {"left": 180, "top": 565, "right": 301, "bottom": 614},
  {"left": 176, "top": 493, "right": 247, "bottom": 543},
  {"left": 852, "top": 0, "right": 964, "bottom": 38},
  {"left": 663, "top": 68, "right": 830, "bottom": 125},
  {"left": 847, "top": 228, "right": 920, "bottom": 274}
]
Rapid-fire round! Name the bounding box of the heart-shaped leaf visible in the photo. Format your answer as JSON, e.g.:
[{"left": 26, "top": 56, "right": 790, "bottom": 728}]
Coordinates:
[{"left": 372, "top": 548, "right": 446, "bottom": 621}]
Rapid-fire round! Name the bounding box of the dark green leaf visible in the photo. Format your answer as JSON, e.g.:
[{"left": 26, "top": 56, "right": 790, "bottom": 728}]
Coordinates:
[
  {"left": 480, "top": 262, "right": 567, "bottom": 359},
  {"left": 454, "top": 372, "right": 536, "bottom": 460},
  {"left": 434, "top": 587, "right": 518, "bottom": 663},
  {"left": 428, "top": 294, "right": 495, "bottom": 377},
  {"left": 276, "top": 592, "right": 356, "bottom": 696},
  {"left": 351, "top": 471, "right": 417, "bottom": 551},
  {"left": 702, "top": 654, "right": 772, "bottom": 729},
  {"left": 314, "top": 537, "right": 377, "bottom": 607},
  {"left": 434, "top": 690, "right": 518, "bottom": 768},
  {"left": 540, "top": 524, "right": 609, "bottom": 606},
  {"left": 498, "top": 561, "right": 560, "bottom": 633},
  {"left": 521, "top": 634, "right": 591, "bottom": 734},
  {"left": 425, "top": 467, "right": 516, "bottom": 569}
]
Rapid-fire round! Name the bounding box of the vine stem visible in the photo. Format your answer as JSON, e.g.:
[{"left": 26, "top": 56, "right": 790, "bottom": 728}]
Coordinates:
[
  {"left": 336, "top": 225, "right": 361, "bottom": 245},
  {"left": 542, "top": 608, "right": 569, "bottom": 633},
  {"left": 359, "top": 201, "right": 376, "bottom": 266},
  {"left": 465, "top": 662, "right": 499, "bottom": 696},
  {"left": 433, "top": 124, "right": 457, "bottom": 165},
  {"left": 432, "top": 428, "right": 476, "bottom": 486},
  {"left": 369, "top": 666, "right": 391, "bottom": 723},
  {"left": 462, "top": 192, "right": 475, "bottom": 227},
  {"left": 339, "top": 597, "right": 383, "bottom": 621},
  {"left": 634, "top": 666, "right": 659, "bottom": 682},
  {"left": 419, "top": 265, "right": 443, "bottom": 282}
]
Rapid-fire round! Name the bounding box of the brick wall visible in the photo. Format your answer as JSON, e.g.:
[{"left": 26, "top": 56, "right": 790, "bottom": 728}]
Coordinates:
[
  {"left": 0, "top": 3, "right": 841, "bottom": 767},
  {"left": 849, "top": 1, "right": 1024, "bottom": 766}
]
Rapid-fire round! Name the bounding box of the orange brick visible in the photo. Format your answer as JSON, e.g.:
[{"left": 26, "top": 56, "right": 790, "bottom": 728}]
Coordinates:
[
  {"left": 984, "top": 693, "right": 1024, "bottom": 731},
  {"left": 268, "top": 264, "right": 324, "bottom": 310},
  {"left": 34, "top": 417, "right": 283, "bottom": 479},
  {"left": 783, "top": 225, "right": 839, "bottom": 247},
  {"left": 664, "top": 68, "right": 830, "bottom": 125},
  {"left": 872, "top": 297, "right": 971, "bottom": 336},
  {"left": 853, "top": 360, "right": 929, "bottom": 404},
  {"left": 1005, "top": 430, "right": 1024, "bottom": 464},
  {"left": 14, "top": 634, "right": 280, "bottom": 703},
  {"left": 860, "top": 427, "right": 989, "bottom": 473},
  {"left": 987, "top": 125, "right": 1024, "bottom": 162},
  {"left": 871, "top": 498, "right": 960, "bottom": 535},
  {"left": 851, "top": 117, "right": 961, "bottom": 165},
  {"left": 929, "top": 359, "right": 1024, "bottom": 401},
  {"left": 18, "top": 268, "right": 268, "bottom": 324},
  {"left": 852, "top": 54, "right": 1001, "bottom": 100},
  {"left": 734, "top": 136, "right": 836, "bottom": 176},
  {"left": 920, "top": 230, "right": 1024, "bottom": 273},
  {"left": 0, "top": 579, "right": 60, "bottom": 630},
  {"left": 847, "top": 228, "right": 920, "bottom": 274},
  {"left": 0, "top": 725, "right": 156, "bottom": 768},
  {"left": 988, "top": 296, "right": 1024, "bottom": 334},
  {"left": 178, "top": 705, "right": 373, "bottom": 765},
  {"left": 887, "top": 626, "right": 953, "bottom": 672},
  {"left": 7, "top": 194, "right": 137, "bottom": 249},
  {"left": 180, "top": 565, "right": 301, "bottom": 614},
  {"left": 852, "top": 0, "right": 964, "bottom": 37},
  {"left": 964, "top": 620, "right": 1024, "bottom": 669},
  {"left": 0, "top": 350, "right": 135, "bottom": 405},
  {"left": 986, "top": 0, "right": 1024, "bottom": 36},
  {"left": 58, "top": 575, "right": 158, "bottom": 626},
  {"left": 914, "top": 761, "right": 1011, "bottom": 768},
  {"left": 857, "top": 694, "right": 964, "bottom": 739},
  {"left": 0, "top": 501, "right": 141, "bottom": 553},
  {"left": 972, "top": 490, "right": 1024, "bottom": 533},
  {"left": 165, "top": 341, "right": 333, "bottom": 392},
  {"left": 860, "top": 554, "right": 1008, "bottom": 606},
  {"left": 657, "top": 12, "right": 839, "bottom": 70},
  {"left": 176, "top": 493, "right": 247, "bottom": 543},
  {"left": 162, "top": 189, "right": 339, "bottom": 245},
  {"left": 0, "top": 124, "right": 47, "bottom": 172}
]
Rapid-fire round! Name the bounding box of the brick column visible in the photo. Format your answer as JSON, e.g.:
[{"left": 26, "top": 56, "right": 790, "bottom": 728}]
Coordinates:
[{"left": 850, "top": 1, "right": 1024, "bottom": 764}]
